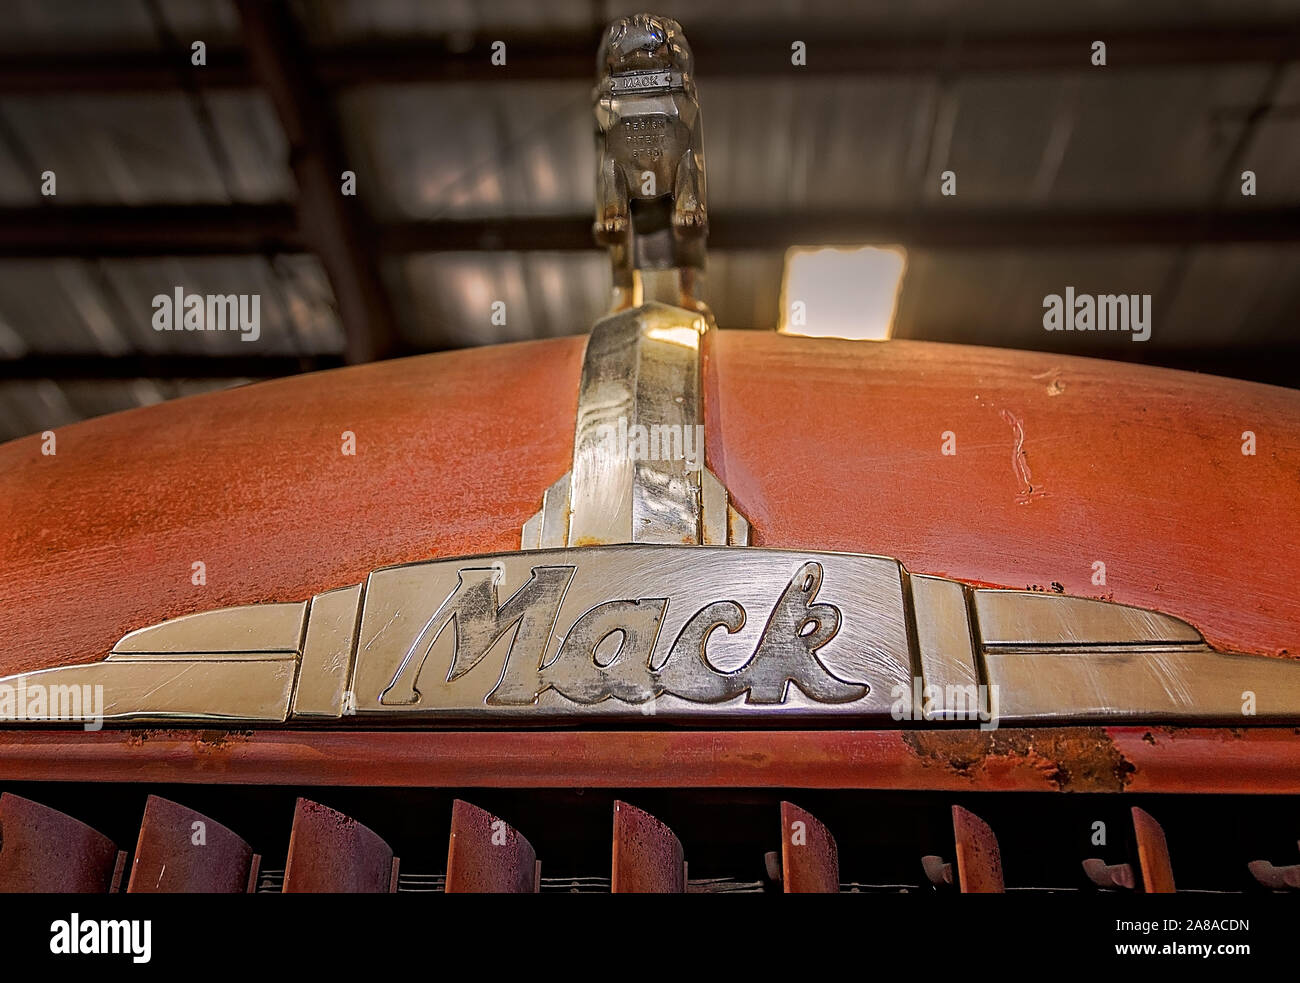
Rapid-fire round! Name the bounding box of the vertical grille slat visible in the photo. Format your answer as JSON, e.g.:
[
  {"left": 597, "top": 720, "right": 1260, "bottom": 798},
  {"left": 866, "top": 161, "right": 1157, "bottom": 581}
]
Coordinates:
[
  {"left": 611, "top": 800, "right": 685, "bottom": 893},
  {"left": 445, "top": 799, "right": 539, "bottom": 893},
  {"left": 282, "top": 798, "right": 398, "bottom": 893},
  {"left": 779, "top": 801, "right": 840, "bottom": 894},
  {"left": 0, "top": 792, "right": 124, "bottom": 893},
  {"left": 952, "top": 805, "right": 1005, "bottom": 894},
  {"left": 127, "top": 795, "right": 259, "bottom": 894},
  {"left": 1131, "top": 806, "right": 1176, "bottom": 894}
]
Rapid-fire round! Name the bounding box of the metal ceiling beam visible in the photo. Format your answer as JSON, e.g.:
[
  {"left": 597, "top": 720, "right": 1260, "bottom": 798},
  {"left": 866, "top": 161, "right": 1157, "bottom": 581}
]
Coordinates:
[
  {"left": 700, "top": 207, "right": 1300, "bottom": 249},
  {"left": 1, "top": 26, "right": 1295, "bottom": 93},
  {"left": 4, "top": 205, "right": 1297, "bottom": 258},
  {"left": 235, "top": 0, "right": 397, "bottom": 363},
  {"left": 381, "top": 208, "right": 1300, "bottom": 251},
  {"left": 0, "top": 204, "right": 302, "bottom": 257},
  {"left": 0, "top": 354, "right": 345, "bottom": 380},
  {"left": 0, "top": 48, "right": 251, "bottom": 93}
]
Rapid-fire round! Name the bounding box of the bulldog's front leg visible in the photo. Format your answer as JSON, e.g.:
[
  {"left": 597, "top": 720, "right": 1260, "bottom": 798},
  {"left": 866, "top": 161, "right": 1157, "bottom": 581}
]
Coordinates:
[
  {"left": 672, "top": 149, "right": 706, "bottom": 233},
  {"left": 593, "top": 154, "right": 629, "bottom": 243}
]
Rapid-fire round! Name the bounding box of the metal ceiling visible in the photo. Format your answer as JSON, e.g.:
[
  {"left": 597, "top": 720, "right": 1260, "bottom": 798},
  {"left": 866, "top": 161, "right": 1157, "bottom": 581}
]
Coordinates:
[{"left": 0, "top": 0, "right": 1298, "bottom": 441}]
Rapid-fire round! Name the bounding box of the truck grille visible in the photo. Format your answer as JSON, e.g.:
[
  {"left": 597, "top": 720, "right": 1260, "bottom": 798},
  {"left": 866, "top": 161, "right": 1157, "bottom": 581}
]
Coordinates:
[{"left": 1, "top": 784, "right": 1296, "bottom": 893}]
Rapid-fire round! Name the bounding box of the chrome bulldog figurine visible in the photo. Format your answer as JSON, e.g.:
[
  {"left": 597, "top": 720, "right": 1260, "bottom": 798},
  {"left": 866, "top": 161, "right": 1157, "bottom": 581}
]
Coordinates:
[{"left": 594, "top": 14, "right": 707, "bottom": 295}]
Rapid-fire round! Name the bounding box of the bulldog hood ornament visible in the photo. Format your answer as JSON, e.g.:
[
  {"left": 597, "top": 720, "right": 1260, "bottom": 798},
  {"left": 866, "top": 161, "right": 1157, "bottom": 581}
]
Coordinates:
[
  {"left": 593, "top": 13, "right": 707, "bottom": 309},
  {"left": 4, "top": 14, "right": 1300, "bottom": 729}
]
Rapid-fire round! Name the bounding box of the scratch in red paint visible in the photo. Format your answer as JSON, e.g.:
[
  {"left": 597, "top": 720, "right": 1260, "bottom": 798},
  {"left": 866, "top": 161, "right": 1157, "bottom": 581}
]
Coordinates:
[{"left": 1000, "top": 409, "right": 1046, "bottom": 504}]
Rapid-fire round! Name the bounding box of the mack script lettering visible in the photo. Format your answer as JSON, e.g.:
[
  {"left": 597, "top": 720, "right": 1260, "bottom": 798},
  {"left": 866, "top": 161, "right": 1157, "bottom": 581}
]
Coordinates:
[{"left": 378, "top": 561, "right": 867, "bottom": 706}]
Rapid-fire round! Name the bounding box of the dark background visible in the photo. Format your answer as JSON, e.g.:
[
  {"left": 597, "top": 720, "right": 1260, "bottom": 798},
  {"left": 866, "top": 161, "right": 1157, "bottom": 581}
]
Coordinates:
[{"left": 0, "top": 0, "right": 1297, "bottom": 441}]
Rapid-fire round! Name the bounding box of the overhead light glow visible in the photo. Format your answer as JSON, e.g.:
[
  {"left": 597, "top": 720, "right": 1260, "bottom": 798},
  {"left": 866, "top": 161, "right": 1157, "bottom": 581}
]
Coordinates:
[{"left": 778, "top": 245, "right": 908, "bottom": 340}]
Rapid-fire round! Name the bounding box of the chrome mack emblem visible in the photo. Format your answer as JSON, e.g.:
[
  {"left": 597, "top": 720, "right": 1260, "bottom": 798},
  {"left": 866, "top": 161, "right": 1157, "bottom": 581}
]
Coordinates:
[
  {"left": 379, "top": 561, "right": 863, "bottom": 707},
  {"left": 370, "top": 553, "right": 864, "bottom": 712},
  {"left": 6, "top": 544, "right": 1300, "bottom": 727}
]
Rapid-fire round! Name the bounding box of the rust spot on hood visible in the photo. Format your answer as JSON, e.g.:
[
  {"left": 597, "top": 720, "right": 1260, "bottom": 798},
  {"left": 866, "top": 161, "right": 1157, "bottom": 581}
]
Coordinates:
[
  {"left": 902, "top": 727, "right": 1136, "bottom": 792},
  {"left": 123, "top": 728, "right": 253, "bottom": 752},
  {"left": 194, "top": 729, "right": 253, "bottom": 751}
]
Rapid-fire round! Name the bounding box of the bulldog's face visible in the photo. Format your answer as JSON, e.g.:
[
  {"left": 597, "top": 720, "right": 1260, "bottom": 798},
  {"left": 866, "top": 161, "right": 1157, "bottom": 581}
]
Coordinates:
[{"left": 598, "top": 13, "right": 693, "bottom": 77}]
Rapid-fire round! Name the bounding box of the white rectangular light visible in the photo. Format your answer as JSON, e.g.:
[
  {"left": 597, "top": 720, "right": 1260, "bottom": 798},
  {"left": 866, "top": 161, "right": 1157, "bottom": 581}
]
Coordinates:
[{"left": 778, "top": 245, "right": 908, "bottom": 340}]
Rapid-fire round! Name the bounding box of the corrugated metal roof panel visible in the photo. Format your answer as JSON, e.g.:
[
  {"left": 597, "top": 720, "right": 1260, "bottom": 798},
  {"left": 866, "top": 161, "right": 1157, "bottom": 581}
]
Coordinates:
[
  {"left": 897, "top": 244, "right": 1300, "bottom": 353},
  {"left": 704, "top": 77, "right": 933, "bottom": 211},
  {"left": 0, "top": 91, "right": 292, "bottom": 204},
  {"left": 340, "top": 82, "right": 592, "bottom": 220},
  {"left": 0, "top": 0, "right": 239, "bottom": 52},
  {"left": 1027, "top": 67, "right": 1275, "bottom": 207},
  {"left": 1237, "top": 63, "right": 1300, "bottom": 203},
  {"left": 893, "top": 247, "right": 1176, "bottom": 348},
  {"left": 0, "top": 256, "right": 343, "bottom": 356},
  {"left": 1164, "top": 244, "right": 1300, "bottom": 344},
  {"left": 0, "top": 260, "right": 133, "bottom": 356},
  {"left": 391, "top": 249, "right": 785, "bottom": 346},
  {"left": 392, "top": 250, "right": 607, "bottom": 347},
  {"left": 295, "top": 0, "right": 596, "bottom": 41},
  {"left": 99, "top": 255, "right": 345, "bottom": 355}
]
